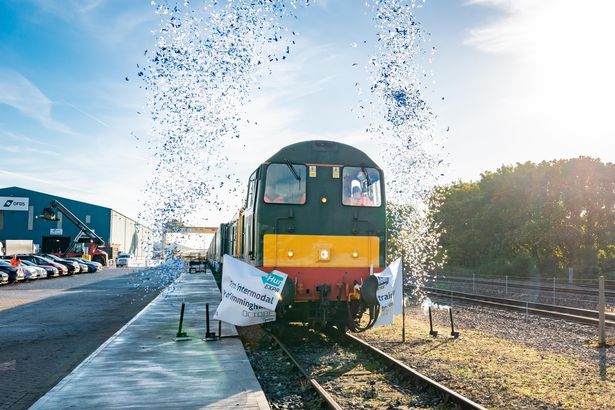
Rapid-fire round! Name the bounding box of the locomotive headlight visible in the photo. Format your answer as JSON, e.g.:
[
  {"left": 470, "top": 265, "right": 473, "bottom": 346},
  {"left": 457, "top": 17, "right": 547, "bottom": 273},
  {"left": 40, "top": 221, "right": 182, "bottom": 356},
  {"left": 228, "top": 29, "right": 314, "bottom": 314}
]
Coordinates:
[
  {"left": 351, "top": 251, "right": 359, "bottom": 258},
  {"left": 319, "top": 249, "right": 330, "bottom": 261},
  {"left": 321, "top": 196, "right": 327, "bottom": 204},
  {"left": 287, "top": 250, "right": 294, "bottom": 258}
]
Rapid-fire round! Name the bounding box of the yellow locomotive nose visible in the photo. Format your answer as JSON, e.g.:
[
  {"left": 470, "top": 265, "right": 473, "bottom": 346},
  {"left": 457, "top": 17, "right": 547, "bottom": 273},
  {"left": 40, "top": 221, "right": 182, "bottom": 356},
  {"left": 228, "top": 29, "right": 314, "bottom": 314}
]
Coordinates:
[{"left": 263, "top": 234, "right": 379, "bottom": 268}]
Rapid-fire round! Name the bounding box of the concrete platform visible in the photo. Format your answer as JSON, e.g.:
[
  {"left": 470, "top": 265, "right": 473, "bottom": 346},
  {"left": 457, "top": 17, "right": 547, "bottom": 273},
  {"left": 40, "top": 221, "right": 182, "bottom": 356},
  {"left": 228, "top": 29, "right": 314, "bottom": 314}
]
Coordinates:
[{"left": 31, "top": 270, "right": 270, "bottom": 410}]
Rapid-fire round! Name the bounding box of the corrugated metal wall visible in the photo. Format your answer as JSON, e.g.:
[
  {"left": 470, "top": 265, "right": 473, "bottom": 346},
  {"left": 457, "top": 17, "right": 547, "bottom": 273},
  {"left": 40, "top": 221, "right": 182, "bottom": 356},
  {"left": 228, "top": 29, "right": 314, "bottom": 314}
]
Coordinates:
[
  {"left": 110, "top": 210, "right": 151, "bottom": 258},
  {"left": 0, "top": 186, "right": 150, "bottom": 257}
]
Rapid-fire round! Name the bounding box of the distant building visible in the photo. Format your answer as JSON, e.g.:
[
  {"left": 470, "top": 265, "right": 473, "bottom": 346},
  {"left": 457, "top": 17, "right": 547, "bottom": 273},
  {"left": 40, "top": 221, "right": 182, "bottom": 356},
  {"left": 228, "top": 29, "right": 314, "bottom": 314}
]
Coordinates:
[{"left": 0, "top": 186, "right": 151, "bottom": 257}]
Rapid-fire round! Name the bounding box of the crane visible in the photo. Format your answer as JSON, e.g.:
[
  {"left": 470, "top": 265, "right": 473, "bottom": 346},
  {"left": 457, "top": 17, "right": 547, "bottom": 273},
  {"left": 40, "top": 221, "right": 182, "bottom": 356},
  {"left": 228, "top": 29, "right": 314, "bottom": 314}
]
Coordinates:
[{"left": 40, "top": 200, "right": 110, "bottom": 265}]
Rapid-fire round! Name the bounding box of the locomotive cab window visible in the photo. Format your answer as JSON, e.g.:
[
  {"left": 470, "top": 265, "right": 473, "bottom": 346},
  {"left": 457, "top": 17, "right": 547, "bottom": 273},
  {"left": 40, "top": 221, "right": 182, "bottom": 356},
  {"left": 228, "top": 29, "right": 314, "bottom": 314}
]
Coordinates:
[
  {"left": 342, "top": 166, "right": 382, "bottom": 207},
  {"left": 264, "top": 163, "right": 307, "bottom": 204}
]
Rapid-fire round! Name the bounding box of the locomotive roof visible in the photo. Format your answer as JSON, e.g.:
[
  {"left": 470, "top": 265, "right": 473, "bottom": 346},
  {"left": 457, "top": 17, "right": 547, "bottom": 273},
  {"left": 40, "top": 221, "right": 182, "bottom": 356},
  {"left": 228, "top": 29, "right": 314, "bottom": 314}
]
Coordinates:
[{"left": 265, "top": 140, "right": 380, "bottom": 168}]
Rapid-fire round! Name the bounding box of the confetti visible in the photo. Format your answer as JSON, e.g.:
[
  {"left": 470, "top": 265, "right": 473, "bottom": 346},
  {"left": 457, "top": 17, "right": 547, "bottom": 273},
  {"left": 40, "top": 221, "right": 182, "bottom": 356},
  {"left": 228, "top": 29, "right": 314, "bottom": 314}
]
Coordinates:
[{"left": 363, "top": 0, "right": 448, "bottom": 302}]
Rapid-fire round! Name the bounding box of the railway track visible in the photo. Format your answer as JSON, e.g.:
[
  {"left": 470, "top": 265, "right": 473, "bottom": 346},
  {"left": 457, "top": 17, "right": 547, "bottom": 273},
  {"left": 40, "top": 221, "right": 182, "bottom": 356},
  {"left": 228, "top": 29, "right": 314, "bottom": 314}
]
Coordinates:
[
  {"left": 269, "top": 326, "right": 485, "bottom": 410},
  {"left": 423, "top": 286, "right": 615, "bottom": 327},
  {"left": 436, "top": 276, "right": 615, "bottom": 299}
]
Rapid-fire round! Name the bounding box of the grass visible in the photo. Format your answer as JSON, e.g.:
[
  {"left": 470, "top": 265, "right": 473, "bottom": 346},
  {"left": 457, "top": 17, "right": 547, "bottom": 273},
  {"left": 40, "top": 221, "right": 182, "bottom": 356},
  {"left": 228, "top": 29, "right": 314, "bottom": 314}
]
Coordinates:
[{"left": 361, "top": 313, "right": 614, "bottom": 409}]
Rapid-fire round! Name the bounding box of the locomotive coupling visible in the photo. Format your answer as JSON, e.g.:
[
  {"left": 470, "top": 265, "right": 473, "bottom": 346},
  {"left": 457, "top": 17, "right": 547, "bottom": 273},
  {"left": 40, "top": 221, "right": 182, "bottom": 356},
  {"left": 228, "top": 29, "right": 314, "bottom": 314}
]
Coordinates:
[{"left": 360, "top": 275, "right": 379, "bottom": 307}]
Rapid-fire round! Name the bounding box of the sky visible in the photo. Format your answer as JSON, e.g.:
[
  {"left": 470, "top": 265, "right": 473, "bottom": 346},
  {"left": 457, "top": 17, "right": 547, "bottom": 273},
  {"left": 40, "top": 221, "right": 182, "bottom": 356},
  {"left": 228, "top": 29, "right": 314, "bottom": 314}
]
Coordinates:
[{"left": 1, "top": 0, "right": 614, "bottom": 231}]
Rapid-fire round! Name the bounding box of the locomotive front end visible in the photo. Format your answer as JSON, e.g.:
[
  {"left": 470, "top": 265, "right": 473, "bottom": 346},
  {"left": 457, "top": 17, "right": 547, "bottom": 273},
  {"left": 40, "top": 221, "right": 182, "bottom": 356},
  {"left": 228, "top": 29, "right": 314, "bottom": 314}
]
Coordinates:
[
  {"left": 208, "top": 140, "right": 388, "bottom": 331},
  {"left": 256, "top": 141, "right": 387, "bottom": 331}
]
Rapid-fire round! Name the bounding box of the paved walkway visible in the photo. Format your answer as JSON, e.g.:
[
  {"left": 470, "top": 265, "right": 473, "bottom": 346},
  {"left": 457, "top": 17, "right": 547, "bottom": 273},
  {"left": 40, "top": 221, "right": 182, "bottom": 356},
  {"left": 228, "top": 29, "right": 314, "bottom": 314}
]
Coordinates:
[{"left": 30, "top": 271, "right": 270, "bottom": 409}]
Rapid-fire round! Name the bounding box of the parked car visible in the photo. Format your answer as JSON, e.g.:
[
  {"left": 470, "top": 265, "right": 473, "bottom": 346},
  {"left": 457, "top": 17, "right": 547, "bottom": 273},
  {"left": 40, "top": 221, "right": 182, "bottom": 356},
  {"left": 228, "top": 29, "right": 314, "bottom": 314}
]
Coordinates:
[
  {"left": 83, "top": 258, "right": 103, "bottom": 271},
  {"left": 0, "top": 260, "right": 25, "bottom": 283},
  {"left": 18, "top": 254, "right": 69, "bottom": 276},
  {"left": 42, "top": 254, "right": 81, "bottom": 274},
  {"left": 22, "top": 259, "right": 58, "bottom": 278},
  {"left": 63, "top": 258, "right": 89, "bottom": 273},
  {"left": 66, "top": 258, "right": 100, "bottom": 273},
  {"left": 20, "top": 264, "right": 40, "bottom": 280},
  {"left": 1, "top": 272, "right": 8, "bottom": 285},
  {"left": 21, "top": 261, "right": 47, "bottom": 279},
  {"left": 0, "top": 256, "right": 42, "bottom": 280},
  {"left": 116, "top": 253, "right": 134, "bottom": 268}
]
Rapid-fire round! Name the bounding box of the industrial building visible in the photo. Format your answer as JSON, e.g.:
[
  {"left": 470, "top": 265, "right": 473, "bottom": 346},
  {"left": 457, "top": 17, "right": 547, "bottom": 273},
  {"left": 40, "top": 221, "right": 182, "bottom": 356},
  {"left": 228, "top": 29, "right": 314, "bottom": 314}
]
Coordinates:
[{"left": 0, "top": 186, "right": 151, "bottom": 258}]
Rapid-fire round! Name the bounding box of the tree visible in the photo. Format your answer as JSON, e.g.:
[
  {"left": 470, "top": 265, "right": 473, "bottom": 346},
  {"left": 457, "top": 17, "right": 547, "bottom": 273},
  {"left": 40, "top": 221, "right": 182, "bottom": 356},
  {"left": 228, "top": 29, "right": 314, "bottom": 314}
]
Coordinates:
[{"left": 435, "top": 157, "right": 615, "bottom": 278}]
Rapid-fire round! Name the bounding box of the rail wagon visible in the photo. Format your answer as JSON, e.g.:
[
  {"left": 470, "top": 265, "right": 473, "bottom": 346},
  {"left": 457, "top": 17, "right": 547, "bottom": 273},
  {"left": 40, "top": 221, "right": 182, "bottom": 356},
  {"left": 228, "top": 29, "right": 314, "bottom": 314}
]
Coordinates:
[{"left": 208, "top": 140, "right": 386, "bottom": 331}]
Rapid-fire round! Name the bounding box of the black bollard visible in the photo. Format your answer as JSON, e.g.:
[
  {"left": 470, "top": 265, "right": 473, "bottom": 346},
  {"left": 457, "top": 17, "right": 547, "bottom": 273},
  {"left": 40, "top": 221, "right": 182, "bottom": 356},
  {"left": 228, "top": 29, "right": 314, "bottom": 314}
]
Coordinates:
[
  {"left": 176, "top": 302, "right": 188, "bottom": 339},
  {"left": 205, "top": 303, "right": 217, "bottom": 341},
  {"left": 449, "top": 307, "right": 459, "bottom": 338},
  {"left": 428, "top": 306, "right": 438, "bottom": 337}
]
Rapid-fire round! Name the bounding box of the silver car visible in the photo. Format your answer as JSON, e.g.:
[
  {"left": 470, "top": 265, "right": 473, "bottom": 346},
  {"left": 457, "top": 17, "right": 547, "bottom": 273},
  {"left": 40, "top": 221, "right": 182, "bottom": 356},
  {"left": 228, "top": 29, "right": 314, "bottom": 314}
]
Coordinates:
[
  {"left": 21, "top": 264, "right": 40, "bottom": 280},
  {"left": 24, "top": 262, "right": 47, "bottom": 279}
]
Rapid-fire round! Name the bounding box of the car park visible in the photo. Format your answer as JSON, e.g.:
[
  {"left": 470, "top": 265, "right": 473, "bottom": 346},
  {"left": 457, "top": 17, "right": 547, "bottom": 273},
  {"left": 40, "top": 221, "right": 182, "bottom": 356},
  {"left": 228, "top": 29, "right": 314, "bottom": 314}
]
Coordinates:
[
  {"left": 22, "top": 259, "right": 58, "bottom": 278},
  {"left": 0, "top": 260, "right": 25, "bottom": 283},
  {"left": 19, "top": 254, "right": 69, "bottom": 276},
  {"left": 42, "top": 254, "right": 81, "bottom": 274},
  {"left": 0, "top": 257, "right": 42, "bottom": 280},
  {"left": 116, "top": 253, "right": 134, "bottom": 268}
]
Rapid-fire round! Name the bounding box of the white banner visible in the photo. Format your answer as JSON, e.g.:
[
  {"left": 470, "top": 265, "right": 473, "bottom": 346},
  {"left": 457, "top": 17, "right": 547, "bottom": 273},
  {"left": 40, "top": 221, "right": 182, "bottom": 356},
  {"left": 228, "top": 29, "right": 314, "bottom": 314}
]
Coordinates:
[
  {"left": 374, "top": 257, "right": 403, "bottom": 327},
  {"left": 214, "top": 255, "right": 288, "bottom": 326},
  {"left": 0, "top": 197, "right": 29, "bottom": 211}
]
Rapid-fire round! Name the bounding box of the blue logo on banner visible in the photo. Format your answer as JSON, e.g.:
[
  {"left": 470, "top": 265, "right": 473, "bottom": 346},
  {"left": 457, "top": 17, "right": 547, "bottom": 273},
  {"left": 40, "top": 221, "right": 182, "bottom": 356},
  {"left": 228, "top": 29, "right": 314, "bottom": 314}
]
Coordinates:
[{"left": 261, "top": 272, "right": 283, "bottom": 288}]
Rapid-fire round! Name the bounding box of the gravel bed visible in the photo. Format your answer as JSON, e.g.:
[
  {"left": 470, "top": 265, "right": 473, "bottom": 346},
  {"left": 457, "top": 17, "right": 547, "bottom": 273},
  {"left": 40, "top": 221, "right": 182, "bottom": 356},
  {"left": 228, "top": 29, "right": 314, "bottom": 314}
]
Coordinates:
[
  {"left": 360, "top": 300, "right": 615, "bottom": 409},
  {"left": 239, "top": 326, "right": 324, "bottom": 409},
  {"left": 430, "top": 298, "right": 615, "bottom": 365},
  {"left": 240, "top": 299, "right": 614, "bottom": 409},
  {"left": 240, "top": 324, "right": 458, "bottom": 409},
  {"left": 290, "top": 328, "right": 450, "bottom": 410}
]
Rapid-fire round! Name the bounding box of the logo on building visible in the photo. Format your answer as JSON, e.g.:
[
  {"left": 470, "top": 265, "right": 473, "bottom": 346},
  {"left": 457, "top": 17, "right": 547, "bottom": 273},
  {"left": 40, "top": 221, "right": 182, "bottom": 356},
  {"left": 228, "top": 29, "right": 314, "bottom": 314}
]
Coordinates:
[{"left": 0, "top": 197, "right": 29, "bottom": 211}]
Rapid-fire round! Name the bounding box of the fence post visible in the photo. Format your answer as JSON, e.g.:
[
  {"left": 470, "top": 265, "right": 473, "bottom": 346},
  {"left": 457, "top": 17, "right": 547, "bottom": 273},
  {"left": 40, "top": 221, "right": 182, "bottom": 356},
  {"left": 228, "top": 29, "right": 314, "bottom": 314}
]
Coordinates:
[
  {"left": 599, "top": 276, "right": 606, "bottom": 347},
  {"left": 553, "top": 276, "right": 556, "bottom": 305}
]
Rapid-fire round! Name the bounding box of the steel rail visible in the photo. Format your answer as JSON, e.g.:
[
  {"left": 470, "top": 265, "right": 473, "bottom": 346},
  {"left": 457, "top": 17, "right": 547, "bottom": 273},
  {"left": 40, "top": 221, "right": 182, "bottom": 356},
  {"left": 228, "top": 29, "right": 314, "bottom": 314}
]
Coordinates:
[
  {"left": 269, "top": 332, "right": 342, "bottom": 410},
  {"left": 344, "top": 333, "right": 487, "bottom": 410},
  {"left": 437, "top": 276, "right": 615, "bottom": 298},
  {"left": 423, "top": 287, "right": 615, "bottom": 326}
]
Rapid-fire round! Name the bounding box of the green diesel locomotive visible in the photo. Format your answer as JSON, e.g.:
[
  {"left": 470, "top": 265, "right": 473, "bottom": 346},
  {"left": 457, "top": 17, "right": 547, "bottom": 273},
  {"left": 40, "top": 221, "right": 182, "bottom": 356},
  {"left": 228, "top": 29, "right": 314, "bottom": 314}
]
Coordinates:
[{"left": 208, "top": 140, "right": 386, "bottom": 331}]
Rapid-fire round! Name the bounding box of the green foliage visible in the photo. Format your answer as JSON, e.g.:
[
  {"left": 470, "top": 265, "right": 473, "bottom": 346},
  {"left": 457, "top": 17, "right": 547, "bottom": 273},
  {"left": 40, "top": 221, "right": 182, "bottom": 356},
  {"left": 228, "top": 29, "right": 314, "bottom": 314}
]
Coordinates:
[{"left": 435, "top": 157, "right": 615, "bottom": 278}]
